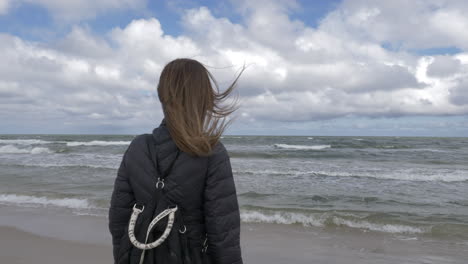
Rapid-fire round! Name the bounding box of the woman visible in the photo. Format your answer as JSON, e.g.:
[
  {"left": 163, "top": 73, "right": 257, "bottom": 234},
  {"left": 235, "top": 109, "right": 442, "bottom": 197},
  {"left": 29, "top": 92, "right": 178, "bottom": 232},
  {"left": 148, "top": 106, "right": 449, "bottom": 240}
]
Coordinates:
[{"left": 108, "top": 58, "right": 244, "bottom": 264}]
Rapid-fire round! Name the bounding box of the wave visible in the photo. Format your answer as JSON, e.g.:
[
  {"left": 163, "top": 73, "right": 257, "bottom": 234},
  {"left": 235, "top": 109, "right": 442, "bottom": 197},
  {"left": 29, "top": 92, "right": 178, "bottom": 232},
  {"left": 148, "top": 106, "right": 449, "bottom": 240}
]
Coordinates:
[
  {"left": 0, "top": 145, "right": 53, "bottom": 154},
  {"left": 311, "top": 170, "right": 468, "bottom": 182},
  {"left": 240, "top": 209, "right": 426, "bottom": 234},
  {"left": 241, "top": 209, "right": 324, "bottom": 227},
  {"left": 274, "top": 144, "right": 331, "bottom": 150},
  {"left": 233, "top": 167, "right": 468, "bottom": 182},
  {"left": 66, "top": 140, "right": 130, "bottom": 146},
  {"left": 0, "top": 139, "right": 53, "bottom": 145},
  {"left": 0, "top": 139, "right": 131, "bottom": 147},
  {"left": 233, "top": 168, "right": 315, "bottom": 178},
  {"left": 331, "top": 217, "right": 425, "bottom": 233},
  {"left": 331, "top": 144, "right": 412, "bottom": 149},
  {"left": 31, "top": 147, "right": 53, "bottom": 154},
  {"left": 239, "top": 191, "right": 276, "bottom": 198},
  {"left": 9, "top": 163, "right": 118, "bottom": 170},
  {"left": 0, "top": 194, "right": 90, "bottom": 209},
  {"left": 374, "top": 145, "right": 411, "bottom": 149}
]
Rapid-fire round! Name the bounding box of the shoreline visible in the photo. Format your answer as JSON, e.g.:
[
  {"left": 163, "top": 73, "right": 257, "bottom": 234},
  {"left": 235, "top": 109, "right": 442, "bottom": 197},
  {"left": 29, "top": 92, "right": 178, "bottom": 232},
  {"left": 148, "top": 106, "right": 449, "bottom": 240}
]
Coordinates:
[{"left": 1, "top": 204, "right": 467, "bottom": 264}]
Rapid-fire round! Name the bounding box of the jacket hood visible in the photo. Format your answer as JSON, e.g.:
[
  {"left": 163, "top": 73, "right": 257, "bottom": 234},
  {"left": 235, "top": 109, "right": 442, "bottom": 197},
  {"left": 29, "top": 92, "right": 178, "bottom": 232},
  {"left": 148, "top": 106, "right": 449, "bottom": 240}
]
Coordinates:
[
  {"left": 151, "top": 118, "right": 168, "bottom": 144},
  {"left": 151, "top": 117, "right": 179, "bottom": 176}
]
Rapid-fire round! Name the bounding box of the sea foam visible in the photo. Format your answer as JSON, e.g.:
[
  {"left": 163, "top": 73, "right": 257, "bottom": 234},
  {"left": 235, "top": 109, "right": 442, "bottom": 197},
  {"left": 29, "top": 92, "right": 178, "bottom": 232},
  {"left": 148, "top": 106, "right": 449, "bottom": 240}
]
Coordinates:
[
  {"left": 0, "top": 194, "right": 90, "bottom": 209},
  {"left": 233, "top": 166, "right": 468, "bottom": 182},
  {"left": 0, "top": 139, "right": 52, "bottom": 145},
  {"left": 311, "top": 169, "right": 468, "bottom": 182},
  {"left": 66, "top": 140, "right": 130, "bottom": 146},
  {"left": 241, "top": 209, "right": 324, "bottom": 227},
  {"left": 0, "top": 145, "right": 52, "bottom": 154},
  {"left": 240, "top": 209, "right": 426, "bottom": 234},
  {"left": 274, "top": 144, "right": 331, "bottom": 150},
  {"left": 331, "top": 217, "right": 425, "bottom": 234}
]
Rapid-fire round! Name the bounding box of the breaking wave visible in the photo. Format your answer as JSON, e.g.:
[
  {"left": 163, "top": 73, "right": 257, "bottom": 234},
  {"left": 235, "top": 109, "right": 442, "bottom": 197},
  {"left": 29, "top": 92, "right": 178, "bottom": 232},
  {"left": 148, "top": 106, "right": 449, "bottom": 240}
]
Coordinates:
[
  {"left": 240, "top": 209, "right": 427, "bottom": 234},
  {"left": 0, "top": 145, "right": 53, "bottom": 154},
  {"left": 233, "top": 167, "right": 468, "bottom": 182},
  {"left": 0, "top": 139, "right": 53, "bottom": 145},
  {"left": 274, "top": 144, "right": 331, "bottom": 150},
  {"left": 0, "top": 194, "right": 91, "bottom": 209},
  {"left": 66, "top": 140, "right": 130, "bottom": 146},
  {"left": 12, "top": 163, "right": 117, "bottom": 169}
]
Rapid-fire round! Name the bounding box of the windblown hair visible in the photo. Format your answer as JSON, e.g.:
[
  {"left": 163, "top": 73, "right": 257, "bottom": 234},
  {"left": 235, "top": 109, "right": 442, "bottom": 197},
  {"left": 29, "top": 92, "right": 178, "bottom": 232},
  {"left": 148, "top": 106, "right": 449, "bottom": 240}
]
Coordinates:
[{"left": 157, "top": 58, "right": 245, "bottom": 157}]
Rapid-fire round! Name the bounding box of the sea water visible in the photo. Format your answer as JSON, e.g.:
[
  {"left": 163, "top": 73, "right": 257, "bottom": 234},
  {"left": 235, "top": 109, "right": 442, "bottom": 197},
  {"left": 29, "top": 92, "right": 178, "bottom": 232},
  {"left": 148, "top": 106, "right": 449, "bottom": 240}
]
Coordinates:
[{"left": 0, "top": 134, "right": 467, "bottom": 240}]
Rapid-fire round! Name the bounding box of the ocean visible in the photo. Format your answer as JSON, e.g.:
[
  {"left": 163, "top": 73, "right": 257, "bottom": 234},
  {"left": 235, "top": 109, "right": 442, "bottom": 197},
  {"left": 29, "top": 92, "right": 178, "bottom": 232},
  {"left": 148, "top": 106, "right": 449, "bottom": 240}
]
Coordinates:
[{"left": 1, "top": 134, "right": 467, "bottom": 242}]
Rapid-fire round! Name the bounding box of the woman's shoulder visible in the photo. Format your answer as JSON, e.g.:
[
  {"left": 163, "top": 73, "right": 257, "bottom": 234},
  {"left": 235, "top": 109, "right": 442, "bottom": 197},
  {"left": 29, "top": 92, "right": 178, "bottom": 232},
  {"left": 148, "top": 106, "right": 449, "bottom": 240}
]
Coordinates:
[
  {"left": 213, "top": 139, "right": 227, "bottom": 152},
  {"left": 124, "top": 133, "right": 152, "bottom": 157},
  {"left": 208, "top": 140, "right": 229, "bottom": 167},
  {"left": 128, "top": 133, "right": 148, "bottom": 147}
]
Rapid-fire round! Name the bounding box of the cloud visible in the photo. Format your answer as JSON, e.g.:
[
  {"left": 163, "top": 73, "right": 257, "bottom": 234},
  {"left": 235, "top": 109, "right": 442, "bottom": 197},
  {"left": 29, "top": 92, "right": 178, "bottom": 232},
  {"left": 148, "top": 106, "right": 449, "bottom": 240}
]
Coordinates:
[
  {"left": 449, "top": 77, "right": 468, "bottom": 106},
  {"left": 0, "top": 0, "right": 467, "bottom": 134},
  {"left": 323, "top": 0, "right": 468, "bottom": 50},
  {"left": 179, "top": 2, "right": 467, "bottom": 123},
  {"left": 56, "top": 26, "right": 114, "bottom": 58},
  {"left": 0, "top": 32, "right": 156, "bottom": 130},
  {"left": 427, "top": 56, "right": 462, "bottom": 78}
]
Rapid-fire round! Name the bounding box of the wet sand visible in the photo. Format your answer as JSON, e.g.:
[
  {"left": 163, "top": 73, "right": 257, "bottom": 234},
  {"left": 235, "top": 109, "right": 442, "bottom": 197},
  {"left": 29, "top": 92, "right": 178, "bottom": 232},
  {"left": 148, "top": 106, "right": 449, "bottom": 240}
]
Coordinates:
[{"left": 0, "top": 205, "right": 467, "bottom": 264}]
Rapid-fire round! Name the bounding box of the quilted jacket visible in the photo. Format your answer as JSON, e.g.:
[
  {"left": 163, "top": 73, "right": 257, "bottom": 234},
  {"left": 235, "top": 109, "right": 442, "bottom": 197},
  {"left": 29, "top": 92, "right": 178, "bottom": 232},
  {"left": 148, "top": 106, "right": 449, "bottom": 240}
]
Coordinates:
[{"left": 108, "top": 118, "right": 243, "bottom": 264}]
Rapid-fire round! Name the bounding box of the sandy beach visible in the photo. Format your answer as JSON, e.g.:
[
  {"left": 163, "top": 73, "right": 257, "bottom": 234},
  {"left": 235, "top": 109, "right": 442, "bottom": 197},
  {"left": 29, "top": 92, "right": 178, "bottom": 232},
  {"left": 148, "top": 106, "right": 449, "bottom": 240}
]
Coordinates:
[
  {"left": 1, "top": 204, "right": 467, "bottom": 264},
  {"left": 0, "top": 226, "right": 110, "bottom": 264}
]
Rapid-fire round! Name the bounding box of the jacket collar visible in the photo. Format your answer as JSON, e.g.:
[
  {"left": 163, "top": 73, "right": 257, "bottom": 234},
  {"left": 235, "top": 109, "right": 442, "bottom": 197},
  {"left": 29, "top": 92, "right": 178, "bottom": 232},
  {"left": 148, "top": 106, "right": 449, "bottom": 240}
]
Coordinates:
[
  {"left": 151, "top": 117, "right": 179, "bottom": 173},
  {"left": 152, "top": 117, "right": 169, "bottom": 144}
]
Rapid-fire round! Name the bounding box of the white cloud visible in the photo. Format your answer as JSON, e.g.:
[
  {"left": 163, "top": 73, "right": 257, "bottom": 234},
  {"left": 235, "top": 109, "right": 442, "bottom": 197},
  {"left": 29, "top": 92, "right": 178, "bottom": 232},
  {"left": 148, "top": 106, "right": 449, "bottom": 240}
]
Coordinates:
[
  {"left": 178, "top": 2, "right": 468, "bottom": 124},
  {"left": 0, "top": 31, "right": 156, "bottom": 130},
  {"left": 427, "top": 56, "right": 462, "bottom": 78},
  {"left": 324, "top": 0, "right": 468, "bottom": 50},
  {"left": 56, "top": 26, "right": 114, "bottom": 58},
  {"left": 0, "top": 0, "right": 467, "bottom": 133},
  {"left": 449, "top": 77, "right": 468, "bottom": 106}
]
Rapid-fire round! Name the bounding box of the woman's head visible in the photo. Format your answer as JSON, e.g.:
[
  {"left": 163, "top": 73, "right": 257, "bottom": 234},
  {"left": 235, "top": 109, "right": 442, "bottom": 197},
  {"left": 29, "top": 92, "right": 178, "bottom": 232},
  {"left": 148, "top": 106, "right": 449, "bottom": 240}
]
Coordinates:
[{"left": 157, "top": 58, "right": 244, "bottom": 157}]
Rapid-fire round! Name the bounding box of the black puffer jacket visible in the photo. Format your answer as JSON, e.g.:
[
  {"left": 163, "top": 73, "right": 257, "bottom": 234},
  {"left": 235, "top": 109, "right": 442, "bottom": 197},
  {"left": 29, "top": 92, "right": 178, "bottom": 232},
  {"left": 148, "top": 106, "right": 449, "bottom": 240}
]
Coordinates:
[{"left": 108, "top": 118, "right": 243, "bottom": 264}]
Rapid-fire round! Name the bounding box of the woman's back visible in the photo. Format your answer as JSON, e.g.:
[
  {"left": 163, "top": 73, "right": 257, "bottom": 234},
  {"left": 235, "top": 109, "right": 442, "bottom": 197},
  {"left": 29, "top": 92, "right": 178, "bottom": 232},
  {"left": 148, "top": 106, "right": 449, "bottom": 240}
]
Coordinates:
[{"left": 109, "top": 118, "right": 243, "bottom": 264}]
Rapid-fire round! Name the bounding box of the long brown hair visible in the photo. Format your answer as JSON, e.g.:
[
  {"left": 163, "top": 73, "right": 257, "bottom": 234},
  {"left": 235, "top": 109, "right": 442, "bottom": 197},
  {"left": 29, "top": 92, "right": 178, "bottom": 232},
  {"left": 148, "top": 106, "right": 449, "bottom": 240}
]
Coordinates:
[{"left": 157, "top": 58, "right": 245, "bottom": 157}]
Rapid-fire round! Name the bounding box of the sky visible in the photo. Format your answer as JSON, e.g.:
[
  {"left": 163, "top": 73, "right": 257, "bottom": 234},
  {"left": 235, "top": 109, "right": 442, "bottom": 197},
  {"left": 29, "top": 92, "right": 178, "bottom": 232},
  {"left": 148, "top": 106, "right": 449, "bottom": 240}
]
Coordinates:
[{"left": 0, "top": 0, "right": 467, "bottom": 136}]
